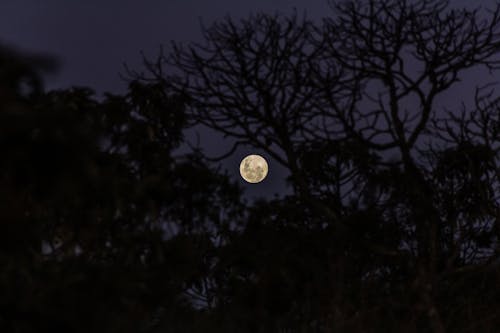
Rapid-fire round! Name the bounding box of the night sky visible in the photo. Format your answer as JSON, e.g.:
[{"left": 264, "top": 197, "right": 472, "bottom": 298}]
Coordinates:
[{"left": 0, "top": 0, "right": 496, "bottom": 200}]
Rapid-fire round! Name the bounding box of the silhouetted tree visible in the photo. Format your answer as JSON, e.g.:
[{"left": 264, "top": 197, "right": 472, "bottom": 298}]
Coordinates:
[
  {"left": 3, "top": 0, "right": 500, "bottom": 332},
  {"left": 134, "top": 0, "right": 500, "bottom": 331},
  {"left": 0, "top": 45, "right": 245, "bottom": 332}
]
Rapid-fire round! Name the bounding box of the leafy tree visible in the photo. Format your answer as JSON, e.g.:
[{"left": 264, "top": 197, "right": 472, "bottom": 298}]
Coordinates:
[{"left": 0, "top": 46, "right": 244, "bottom": 332}]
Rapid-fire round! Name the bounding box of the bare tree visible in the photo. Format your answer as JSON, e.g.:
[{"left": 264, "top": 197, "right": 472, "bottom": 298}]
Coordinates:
[
  {"left": 133, "top": 0, "right": 500, "bottom": 331},
  {"left": 317, "top": 1, "right": 500, "bottom": 331}
]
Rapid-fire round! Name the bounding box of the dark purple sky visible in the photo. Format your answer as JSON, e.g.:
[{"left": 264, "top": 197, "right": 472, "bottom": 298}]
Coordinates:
[
  {"left": 0, "top": 0, "right": 332, "bottom": 94},
  {"left": 1, "top": 0, "right": 487, "bottom": 94},
  {"left": 0, "top": 0, "right": 496, "bottom": 199}
]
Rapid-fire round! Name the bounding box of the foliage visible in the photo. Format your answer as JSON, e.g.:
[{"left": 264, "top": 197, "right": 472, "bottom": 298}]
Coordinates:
[
  {"left": 2, "top": 0, "right": 500, "bottom": 332},
  {"left": 0, "top": 49, "right": 244, "bottom": 332}
]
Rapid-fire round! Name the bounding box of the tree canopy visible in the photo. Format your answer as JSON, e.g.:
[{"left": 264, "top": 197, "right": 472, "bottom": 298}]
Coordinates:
[{"left": 2, "top": 0, "right": 500, "bottom": 332}]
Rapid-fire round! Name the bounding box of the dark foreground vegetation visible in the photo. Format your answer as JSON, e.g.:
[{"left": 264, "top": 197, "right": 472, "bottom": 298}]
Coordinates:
[{"left": 1, "top": 0, "right": 500, "bottom": 331}]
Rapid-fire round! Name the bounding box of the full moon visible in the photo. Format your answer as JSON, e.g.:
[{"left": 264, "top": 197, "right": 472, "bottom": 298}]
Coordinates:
[{"left": 239, "top": 154, "right": 268, "bottom": 183}]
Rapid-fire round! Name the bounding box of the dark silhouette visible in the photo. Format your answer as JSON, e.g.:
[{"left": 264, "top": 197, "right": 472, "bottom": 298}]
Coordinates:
[{"left": 2, "top": 0, "right": 500, "bottom": 332}]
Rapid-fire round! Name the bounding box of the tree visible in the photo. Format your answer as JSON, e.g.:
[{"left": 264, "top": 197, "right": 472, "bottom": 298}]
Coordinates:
[
  {"left": 3, "top": 0, "right": 500, "bottom": 331},
  {"left": 133, "top": 0, "right": 500, "bottom": 331},
  {"left": 0, "top": 45, "right": 245, "bottom": 332}
]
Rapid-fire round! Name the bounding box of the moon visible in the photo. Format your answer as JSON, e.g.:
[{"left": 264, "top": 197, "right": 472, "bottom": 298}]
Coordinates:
[{"left": 239, "top": 154, "right": 268, "bottom": 183}]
